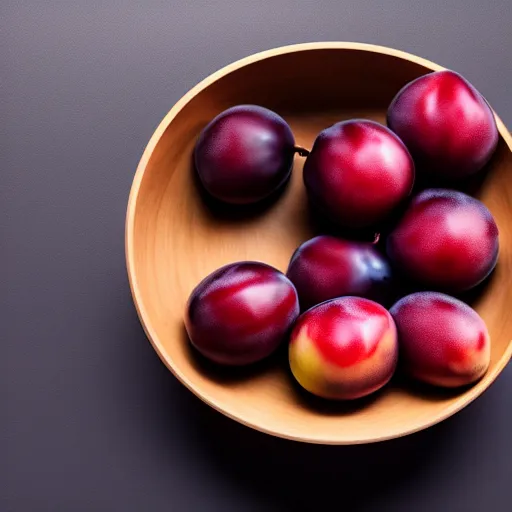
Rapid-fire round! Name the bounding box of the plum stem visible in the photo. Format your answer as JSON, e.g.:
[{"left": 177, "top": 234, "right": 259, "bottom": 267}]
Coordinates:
[{"left": 294, "top": 145, "right": 310, "bottom": 157}]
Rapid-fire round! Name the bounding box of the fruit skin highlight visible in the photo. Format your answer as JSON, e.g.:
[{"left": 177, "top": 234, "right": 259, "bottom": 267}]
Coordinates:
[
  {"left": 386, "top": 188, "right": 499, "bottom": 292},
  {"left": 390, "top": 292, "right": 491, "bottom": 388},
  {"left": 194, "top": 105, "right": 296, "bottom": 205},
  {"left": 185, "top": 262, "right": 299, "bottom": 366},
  {"left": 286, "top": 235, "right": 394, "bottom": 311},
  {"left": 289, "top": 297, "right": 398, "bottom": 400},
  {"left": 387, "top": 70, "right": 499, "bottom": 181},
  {"left": 303, "top": 119, "right": 414, "bottom": 228}
]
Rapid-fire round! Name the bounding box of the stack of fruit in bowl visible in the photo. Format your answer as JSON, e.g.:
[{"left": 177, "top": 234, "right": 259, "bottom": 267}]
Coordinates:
[{"left": 184, "top": 69, "right": 500, "bottom": 402}]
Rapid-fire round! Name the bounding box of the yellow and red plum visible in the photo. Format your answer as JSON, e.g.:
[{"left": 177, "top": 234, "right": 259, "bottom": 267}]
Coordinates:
[
  {"left": 390, "top": 292, "right": 490, "bottom": 387},
  {"left": 286, "top": 235, "right": 394, "bottom": 311},
  {"left": 387, "top": 70, "right": 499, "bottom": 181},
  {"left": 194, "top": 105, "right": 296, "bottom": 204},
  {"left": 387, "top": 189, "right": 499, "bottom": 292},
  {"left": 289, "top": 297, "right": 398, "bottom": 400},
  {"left": 185, "top": 262, "right": 299, "bottom": 366},
  {"left": 303, "top": 119, "right": 414, "bottom": 228}
]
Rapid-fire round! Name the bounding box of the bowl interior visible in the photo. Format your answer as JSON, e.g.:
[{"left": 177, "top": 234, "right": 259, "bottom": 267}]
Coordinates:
[{"left": 127, "top": 45, "right": 512, "bottom": 444}]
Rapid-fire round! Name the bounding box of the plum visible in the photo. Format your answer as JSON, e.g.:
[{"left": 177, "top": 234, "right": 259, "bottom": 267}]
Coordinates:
[
  {"left": 194, "top": 105, "right": 296, "bottom": 204},
  {"left": 303, "top": 119, "right": 414, "bottom": 228},
  {"left": 390, "top": 292, "right": 490, "bottom": 387},
  {"left": 185, "top": 261, "right": 299, "bottom": 366},
  {"left": 286, "top": 235, "right": 394, "bottom": 311},
  {"left": 387, "top": 188, "right": 499, "bottom": 292},
  {"left": 387, "top": 70, "right": 499, "bottom": 181},
  {"left": 289, "top": 297, "right": 398, "bottom": 400}
]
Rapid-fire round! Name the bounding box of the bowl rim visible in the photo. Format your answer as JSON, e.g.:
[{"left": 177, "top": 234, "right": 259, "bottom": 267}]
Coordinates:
[{"left": 125, "top": 41, "right": 512, "bottom": 445}]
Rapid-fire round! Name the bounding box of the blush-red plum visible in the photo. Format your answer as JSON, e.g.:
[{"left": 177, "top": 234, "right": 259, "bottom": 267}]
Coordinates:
[
  {"left": 390, "top": 292, "right": 491, "bottom": 387},
  {"left": 289, "top": 297, "right": 398, "bottom": 400},
  {"left": 303, "top": 119, "right": 414, "bottom": 228},
  {"left": 387, "top": 189, "right": 499, "bottom": 292},
  {"left": 387, "top": 70, "right": 499, "bottom": 181}
]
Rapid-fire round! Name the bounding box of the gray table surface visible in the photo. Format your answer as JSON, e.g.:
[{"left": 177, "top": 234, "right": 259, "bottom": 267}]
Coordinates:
[{"left": 3, "top": 2, "right": 511, "bottom": 511}]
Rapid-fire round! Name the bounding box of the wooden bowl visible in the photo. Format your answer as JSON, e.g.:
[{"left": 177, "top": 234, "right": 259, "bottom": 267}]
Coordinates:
[{"left": 126, "top": 42, "right": 512, "bottom": 444}]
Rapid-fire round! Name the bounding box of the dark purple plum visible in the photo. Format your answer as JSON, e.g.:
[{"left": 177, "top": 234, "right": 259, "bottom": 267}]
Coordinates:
[
  {"left": 286, "top": 235, "right": 394, "bottom": 311},
  {"left": 194, "top": 105, "right": 296, "bottom": 204},
  {"left": 185, "top": 261, "right": 299, "bottom": 366}
]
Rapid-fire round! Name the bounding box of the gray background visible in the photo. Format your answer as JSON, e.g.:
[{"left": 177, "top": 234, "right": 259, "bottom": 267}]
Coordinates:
[{"left": 3, "top": 1, "right": 511, "bottom": 511}]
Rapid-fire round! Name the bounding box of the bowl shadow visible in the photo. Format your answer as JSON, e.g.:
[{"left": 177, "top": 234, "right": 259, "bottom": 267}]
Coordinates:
[
  {"left": 289, "top": 375, "right": 385, "bottom": 415},
  {"left": 392, "top": 371, "right": 473, "bottom": 402},
  {"left": 305, "top": 198, "right": 380, "bottom": 243},
  {"left": 191, "top": 156, "right": 293, "bottom": 224},
  {"left": 182, "top": 324, "right": 286, "bottom": 385},
  {"left": 384, "top": 260, "right": 497, "bottom": 310},
  {"left": 456, "top": 269, "right": 497, "bottom": 307},
  {"left": 408, "top": 154, "right": 495, "bottom": 198}
]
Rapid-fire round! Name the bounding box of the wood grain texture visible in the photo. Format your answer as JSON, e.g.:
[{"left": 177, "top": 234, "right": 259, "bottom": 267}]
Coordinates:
[{"left": 126, "top": 42, "right": 512, "bottom": 444}]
